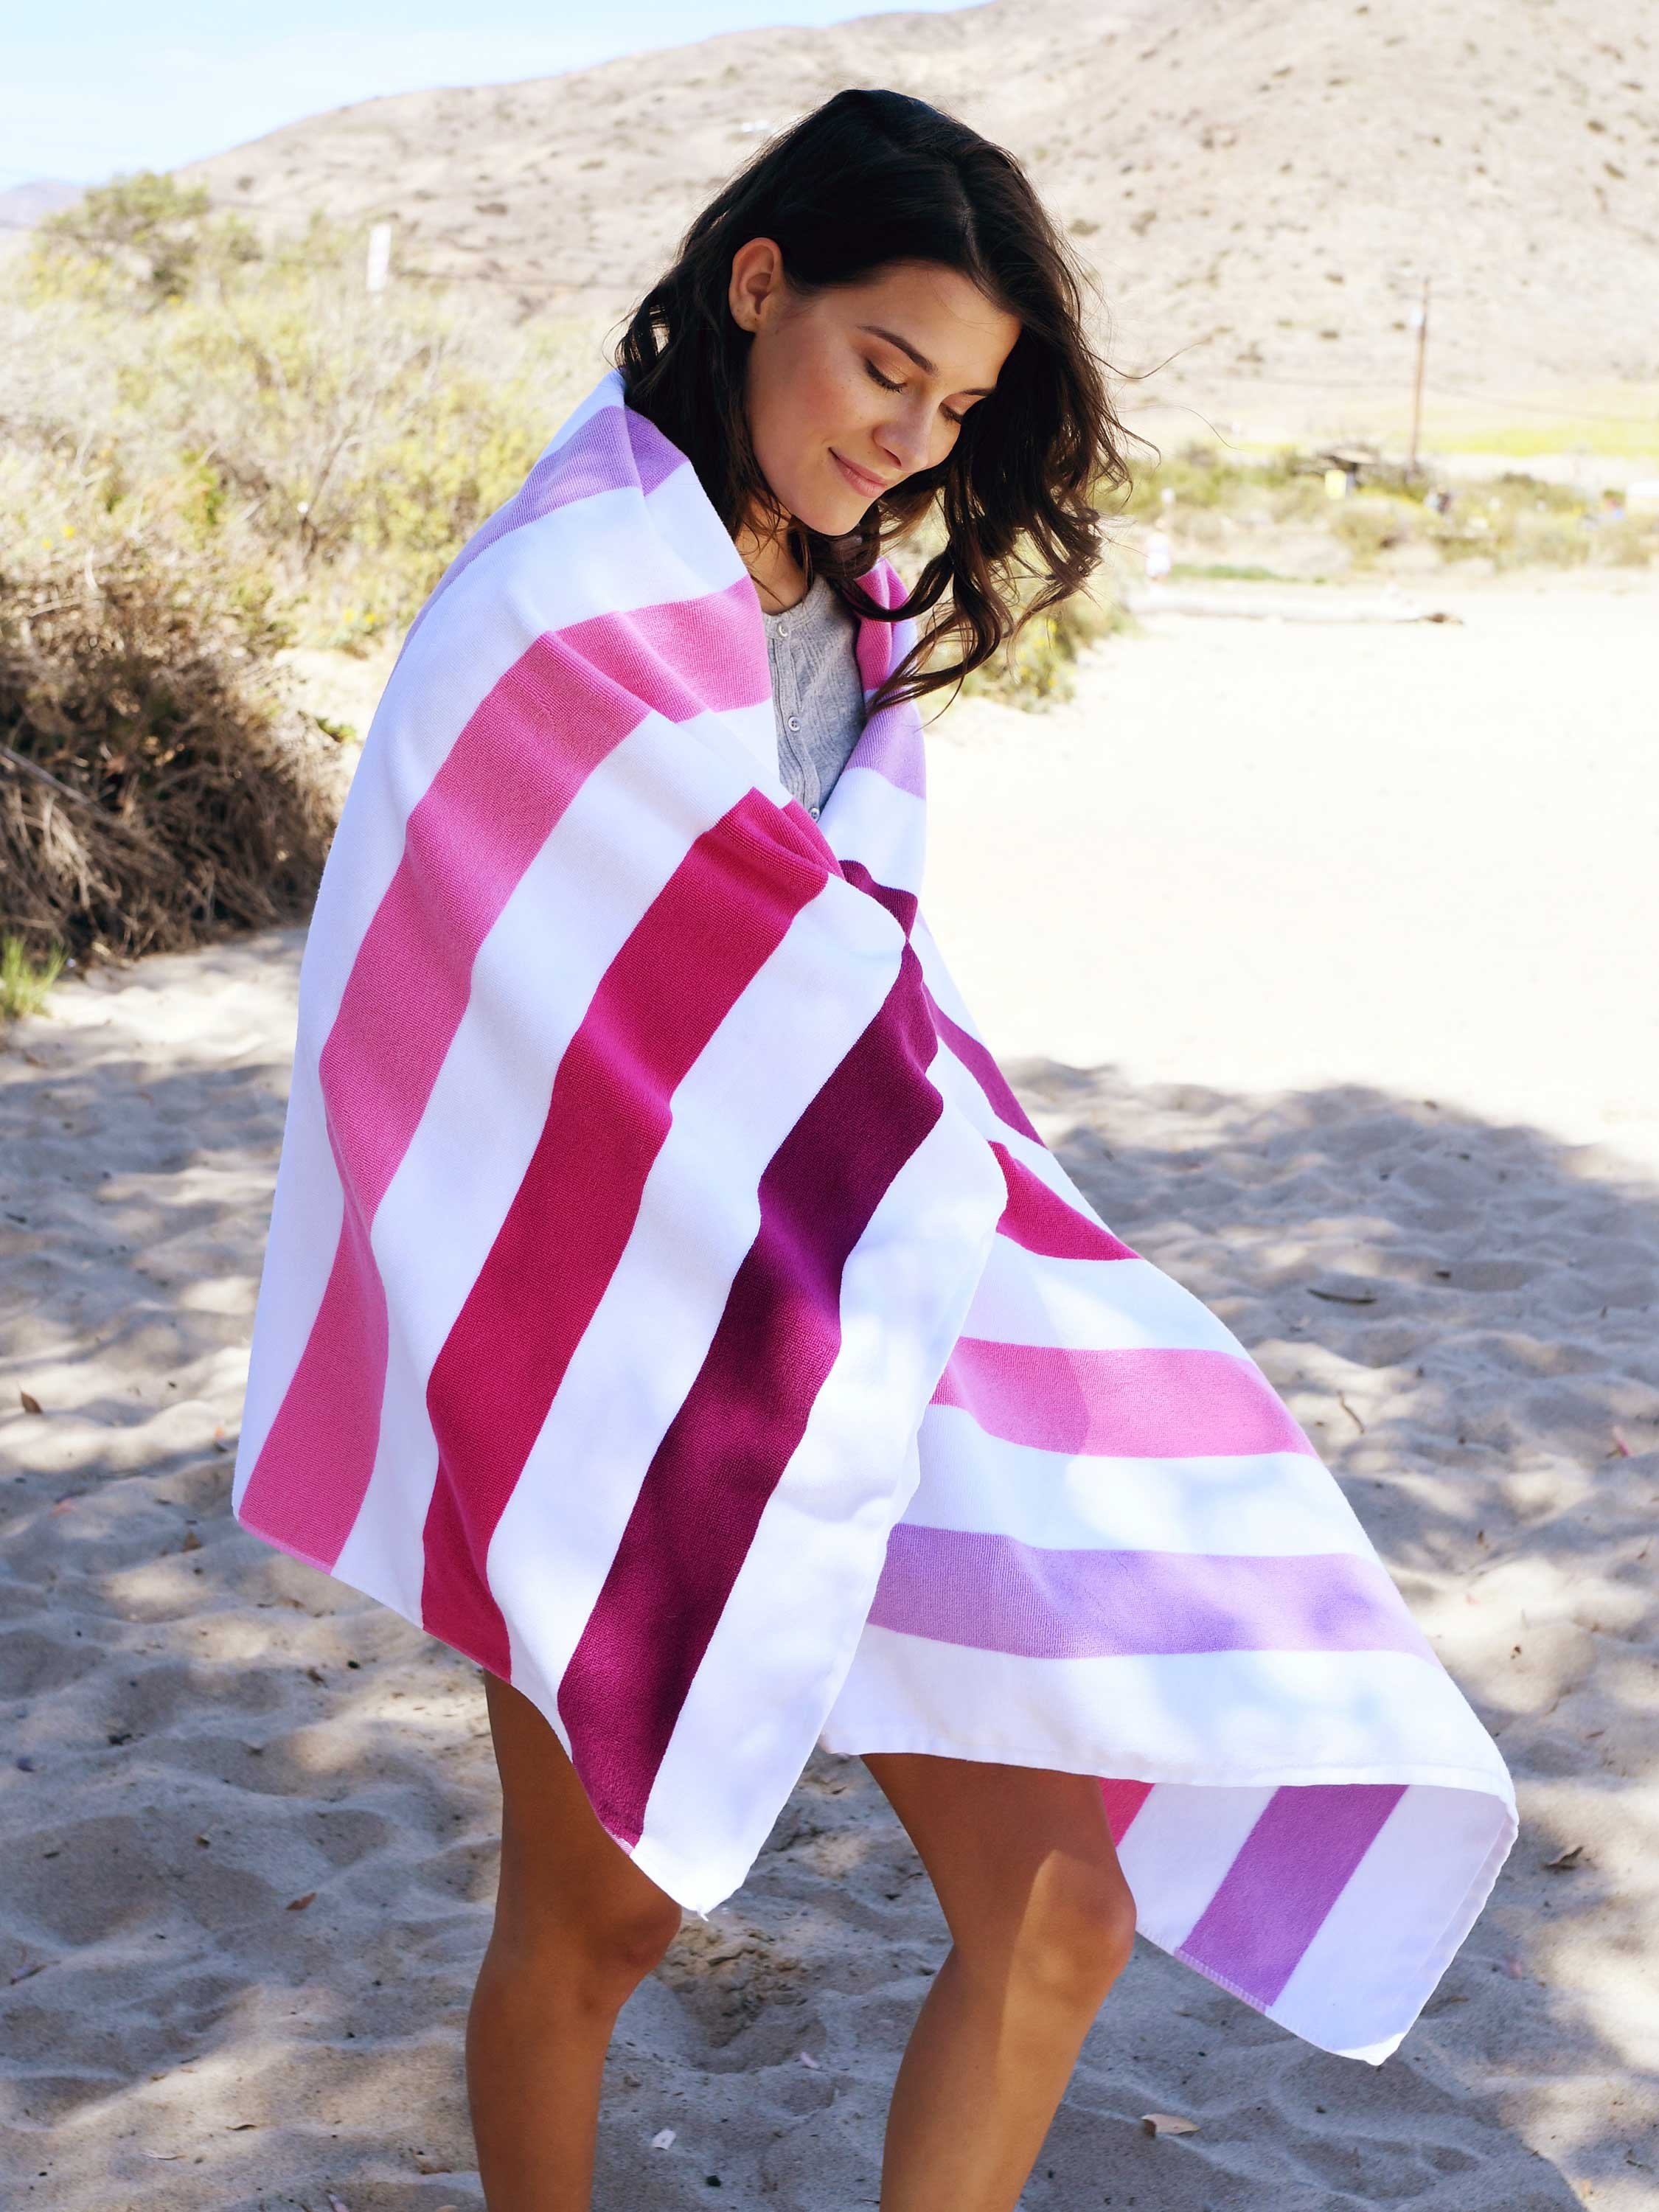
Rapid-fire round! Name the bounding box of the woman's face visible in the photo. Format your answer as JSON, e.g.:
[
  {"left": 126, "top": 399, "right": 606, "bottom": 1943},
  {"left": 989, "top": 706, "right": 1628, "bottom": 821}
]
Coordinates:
[{"left": 728, "top": 244, "right": 1021, "bottom": 533}]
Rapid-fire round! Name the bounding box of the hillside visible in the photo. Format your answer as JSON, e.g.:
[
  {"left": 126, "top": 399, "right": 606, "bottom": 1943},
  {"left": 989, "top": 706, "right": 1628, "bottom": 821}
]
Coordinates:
[
  {"left": 162, "top": 0, "right": 1659, "bottom": 445},
  {"left": 0, "top": 179, "right": 84, "bottom": 238}
]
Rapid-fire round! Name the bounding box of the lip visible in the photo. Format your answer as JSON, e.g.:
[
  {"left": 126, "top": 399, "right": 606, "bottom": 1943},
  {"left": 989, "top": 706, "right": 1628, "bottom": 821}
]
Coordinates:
[{"left": 830, "top": 449, "right": 891, "bottom": 495}]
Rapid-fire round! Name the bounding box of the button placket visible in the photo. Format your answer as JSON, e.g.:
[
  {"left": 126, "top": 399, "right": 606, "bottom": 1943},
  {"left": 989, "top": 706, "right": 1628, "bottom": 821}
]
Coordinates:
[{"left": 774, "top": 625, "right": 816, "bottom": 814}]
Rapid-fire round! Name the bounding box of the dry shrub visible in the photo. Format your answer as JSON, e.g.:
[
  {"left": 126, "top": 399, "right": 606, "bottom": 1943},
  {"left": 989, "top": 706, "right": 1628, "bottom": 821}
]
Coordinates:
[
  {"left": 0, "top": 188, "right": 605, "bottom": 981},
  {"left": 0, "top": 534, "right": 345, "bottom": 964}
]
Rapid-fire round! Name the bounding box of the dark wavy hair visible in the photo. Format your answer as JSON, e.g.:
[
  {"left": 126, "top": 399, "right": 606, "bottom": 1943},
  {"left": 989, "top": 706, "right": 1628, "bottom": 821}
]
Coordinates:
[{"left": 612, "top": 87, "right": 1139, "bottom": 715}]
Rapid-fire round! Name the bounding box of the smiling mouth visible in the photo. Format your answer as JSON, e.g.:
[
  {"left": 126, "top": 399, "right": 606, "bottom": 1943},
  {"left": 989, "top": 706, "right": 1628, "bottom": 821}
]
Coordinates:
[{"left": 831, "top": 450, "right": 890, "bottom": 495}]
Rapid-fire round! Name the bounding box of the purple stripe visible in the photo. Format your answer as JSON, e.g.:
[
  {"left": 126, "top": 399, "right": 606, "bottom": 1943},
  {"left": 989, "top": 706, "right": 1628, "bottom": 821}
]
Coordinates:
[
  {"left": 1178, "top": 1783, "right": 1408, "bottom": 2007},
  {"left": 625, "top": 404, "right": 686, "bottom": 495},
  {"left": 557, "top": 945, "right": 946, "bottom": 1848},
  {"left": 846, "top": 698, "right": 927, "bottom": 798},
  {"left": 843, "top": 560, "right": 926, "bottom": 796},
  {"left": 406, "top": 404, "right": 656, "bottom": 644},
  {"left": 866, "top": 1526, "right": 1434, "bottom": 1660}
]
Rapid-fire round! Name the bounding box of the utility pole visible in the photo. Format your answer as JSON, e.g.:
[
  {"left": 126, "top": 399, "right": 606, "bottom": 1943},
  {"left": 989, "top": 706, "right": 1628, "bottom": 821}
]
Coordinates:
[{"left": 1408, "top": 276, "right": 1430, "bottom": 476}]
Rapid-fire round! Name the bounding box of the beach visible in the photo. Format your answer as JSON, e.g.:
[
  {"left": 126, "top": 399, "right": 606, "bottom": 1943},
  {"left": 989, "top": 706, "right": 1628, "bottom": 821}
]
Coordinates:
[{"left": 3, "top": 571, "right": 1655, "bottom": 2210}]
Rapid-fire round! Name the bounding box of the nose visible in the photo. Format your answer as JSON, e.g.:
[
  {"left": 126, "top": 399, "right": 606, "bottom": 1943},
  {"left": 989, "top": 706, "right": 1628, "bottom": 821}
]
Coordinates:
[{"left": 874, "top": 394, "right": 937, "bottom": 477}]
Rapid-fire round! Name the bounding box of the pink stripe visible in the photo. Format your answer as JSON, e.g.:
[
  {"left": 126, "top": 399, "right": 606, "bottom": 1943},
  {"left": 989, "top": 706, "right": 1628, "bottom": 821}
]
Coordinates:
[
  {"left": 931, "top": 1337, "right": 1315, "bottom": 1461},
  {"left": 1178, "top": 1783, "right": 1408, "bottom": 2008},
  {"left": 866, "top": 1525, "right": 1433, "bottom": 1660},
  {"left": 237, "top": 584, "right": 764, "bottom": 1568},
  {"left": 417, "top": 790, "right": 831, "bottom": 1678},
  {"left": 990, "top": 1141, "right": 1137, "bottom": 1261},
  {"left": 561, "top": 573, "right": 771, "bottom": 720},
  {"left": 1099, "top": 1778, "right": 1155, "bottom": 1845},
  {"left": 327, "top": 580, "right": 767, "bottom": 1220},
  {"left": 925, "top": 993, "right": 1041, "bottom": 1141},
  {"left": 235, "top": 1175, "right": 389, "bottom": 1568},
  {"left": 558, "top": 944, "right": 947, "bottom": 1848}
]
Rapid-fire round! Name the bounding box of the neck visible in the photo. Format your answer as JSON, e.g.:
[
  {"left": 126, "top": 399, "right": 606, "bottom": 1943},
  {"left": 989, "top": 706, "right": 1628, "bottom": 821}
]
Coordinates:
[{"left": 734, "top": 507, "right": 810, "bottom": 615}]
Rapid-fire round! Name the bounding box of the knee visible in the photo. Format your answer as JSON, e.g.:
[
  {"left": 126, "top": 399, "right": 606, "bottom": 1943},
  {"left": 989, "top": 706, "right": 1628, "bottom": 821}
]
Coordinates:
[
  {"left": 577, "top": 1894, "right": 685, "bottom": 2000},
  {"left": 1003, "top": 1858, "right": 1138, "bottom": 2014},
  {"left": 488, "top": 1889, "right": 684, "bottom": 2016}
]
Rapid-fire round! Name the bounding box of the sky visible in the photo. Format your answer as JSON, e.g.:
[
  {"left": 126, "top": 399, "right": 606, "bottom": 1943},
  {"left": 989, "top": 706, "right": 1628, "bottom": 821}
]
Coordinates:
[{"left": 3, "top": 0, "right": 973, "bottom": 186}]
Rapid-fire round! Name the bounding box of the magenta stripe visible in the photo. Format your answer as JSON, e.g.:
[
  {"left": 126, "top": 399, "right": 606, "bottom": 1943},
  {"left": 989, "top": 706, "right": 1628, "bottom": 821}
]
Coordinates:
[
  {"left": 417, "top": 789, "right": 831, "bottom": 1677},
  {"left": 866, "top": 1524, "right": 1433, "bottom": 1660},
  {"left": 931, "top": 1337, "right": 1316, "bottom": 1461},
  {"left": 840, "top": 857, "right": 918, "bottom": 937},
  {"left": 1099, "top": 1778, "right": 1155, "bottom": 1845},
  {"left": 557, "top": 945, "right": 946, "bottom": 1848},
  {"left": 990, "top": 1141, "right": 1138, "bottom": 1262},
  {"left": 239, "top": 582, "right": 766, "bottom": 1568},
  {"left": 1178, "top": 1783, "right": 1408, "bottom": 2007},
  {"left": 925, "top": 992, "right": 1041, "bottom": 1141}
]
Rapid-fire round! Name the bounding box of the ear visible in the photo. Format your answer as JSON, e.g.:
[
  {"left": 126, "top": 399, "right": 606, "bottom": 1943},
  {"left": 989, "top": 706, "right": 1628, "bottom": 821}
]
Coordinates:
[{"left": 728, "top": 237, "right": 787, "bottom": 336}]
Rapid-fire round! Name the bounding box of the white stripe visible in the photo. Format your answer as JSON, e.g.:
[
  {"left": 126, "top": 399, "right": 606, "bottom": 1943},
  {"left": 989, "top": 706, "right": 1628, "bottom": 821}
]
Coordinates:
[
  {"left": 902, "top": 1404, "right": 1378, "bottom": 1559},
  {"left": 489, "top": 874, "right": 921, "bottom": 1731},
  {"left": 911, "top": 906, "right": 981, "bottom": 1032},
  {"left": 963, "top": 1237, "right": 1245, "bottom": 1354},
  {"left": 330, "top": 707, "right": 763, "bottom": 1610},
  {"left": 819, "top": 1630, "right": 1512, "bottom": 1797},
  {"left": 825, "top": 763, "right": 927, "bottom": 894},
  {"left": 1265, "top": 1780, "right": 1514, "bottom": 2059},
  {"left": 630, "top": 1093, "right": 1007, "bottom": 1913}
]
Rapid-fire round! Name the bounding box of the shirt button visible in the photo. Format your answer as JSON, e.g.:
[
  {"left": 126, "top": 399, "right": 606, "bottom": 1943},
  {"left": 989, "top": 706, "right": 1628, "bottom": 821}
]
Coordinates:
[
  {"left": 777, "top": 623, "right": 790, "bottom": 638},
  {"left": 787, "top": 715, "right": 801, "bottom": 731},
  {"left": 809, "top": 805, "right": 820, "bottom": 818}
]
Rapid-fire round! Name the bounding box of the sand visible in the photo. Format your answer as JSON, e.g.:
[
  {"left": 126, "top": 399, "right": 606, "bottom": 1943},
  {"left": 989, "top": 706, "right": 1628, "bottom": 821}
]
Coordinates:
[{"left": 3, "top": 571, "right": 1656, "bottom": 2209}]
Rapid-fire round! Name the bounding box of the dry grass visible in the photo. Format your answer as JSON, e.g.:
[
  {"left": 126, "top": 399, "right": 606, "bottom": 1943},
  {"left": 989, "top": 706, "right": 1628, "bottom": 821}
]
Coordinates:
[{"left": 0, "top": 532, "right": 347, "bottom": 968}]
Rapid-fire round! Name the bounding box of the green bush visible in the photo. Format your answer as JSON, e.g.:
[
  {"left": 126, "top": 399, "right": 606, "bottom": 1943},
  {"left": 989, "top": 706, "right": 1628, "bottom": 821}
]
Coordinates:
[{"left": 0, "top": 936, "right": 65, "bottom": 1022}]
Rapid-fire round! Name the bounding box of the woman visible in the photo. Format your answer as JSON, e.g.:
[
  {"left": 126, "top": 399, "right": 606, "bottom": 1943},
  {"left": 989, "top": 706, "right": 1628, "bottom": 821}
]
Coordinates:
[
  {"left": 234, "top": 86, "right": 1514, "bottom": 2212},
  {"left": 471, "top": 93, "right": 1142, "bottom": 2211}
]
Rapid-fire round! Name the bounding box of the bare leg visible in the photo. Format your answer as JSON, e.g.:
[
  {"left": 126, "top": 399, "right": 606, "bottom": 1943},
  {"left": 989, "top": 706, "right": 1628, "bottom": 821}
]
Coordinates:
[
  {"left": 467, "top": 1673, "right": 682, "bottom": 2211},
  {"left": 863, "top": 1753, "right": 1135, "bottom": 2212}
]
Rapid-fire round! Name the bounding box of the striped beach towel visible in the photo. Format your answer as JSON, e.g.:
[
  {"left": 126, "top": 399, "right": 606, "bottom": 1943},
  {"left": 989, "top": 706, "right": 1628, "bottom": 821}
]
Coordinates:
[{"left": 233, "top": 364, "right": 1516, "bottom": 2065}]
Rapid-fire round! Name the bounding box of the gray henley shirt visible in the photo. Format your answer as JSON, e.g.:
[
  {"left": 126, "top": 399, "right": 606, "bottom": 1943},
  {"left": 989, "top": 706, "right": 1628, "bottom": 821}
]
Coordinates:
[{"left": 761, "top": 571, "right": 869, "bottom": 819}]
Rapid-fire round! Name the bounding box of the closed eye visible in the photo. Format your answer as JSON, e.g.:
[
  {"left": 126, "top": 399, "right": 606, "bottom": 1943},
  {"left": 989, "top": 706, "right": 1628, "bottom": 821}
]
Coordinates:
[{"left": 863, "top": 358, "right": 968, "bottom": 427}]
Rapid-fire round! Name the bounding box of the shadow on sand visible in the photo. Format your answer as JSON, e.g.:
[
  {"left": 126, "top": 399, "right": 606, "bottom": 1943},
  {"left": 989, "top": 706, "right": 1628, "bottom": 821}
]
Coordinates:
[{"left": 1, "top": 946, "right": 1652, "bottom": 2208}]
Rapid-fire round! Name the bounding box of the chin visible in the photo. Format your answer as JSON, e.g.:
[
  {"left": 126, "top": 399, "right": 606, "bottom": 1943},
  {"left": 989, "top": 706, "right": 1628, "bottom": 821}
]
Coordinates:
[{"left": 778, "top": 479, "right": 866, "bottom": 535}]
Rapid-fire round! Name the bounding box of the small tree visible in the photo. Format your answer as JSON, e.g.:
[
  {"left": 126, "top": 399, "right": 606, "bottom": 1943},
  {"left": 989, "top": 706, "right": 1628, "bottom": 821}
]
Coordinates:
[{"left": 36, "top": 171, "right": 249, "bottom": 304}]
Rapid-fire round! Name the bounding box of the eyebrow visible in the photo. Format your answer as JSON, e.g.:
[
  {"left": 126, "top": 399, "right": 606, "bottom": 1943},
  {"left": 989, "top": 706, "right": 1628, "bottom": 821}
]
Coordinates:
[{"left": 858, "top": 323, "right": 997, "bottom": 396}]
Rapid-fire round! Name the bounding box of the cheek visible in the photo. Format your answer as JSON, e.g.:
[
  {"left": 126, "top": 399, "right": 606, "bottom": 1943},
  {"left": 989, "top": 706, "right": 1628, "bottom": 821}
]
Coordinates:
[{"left": 750, "top": 344, "right": 869, "bottom": 499}]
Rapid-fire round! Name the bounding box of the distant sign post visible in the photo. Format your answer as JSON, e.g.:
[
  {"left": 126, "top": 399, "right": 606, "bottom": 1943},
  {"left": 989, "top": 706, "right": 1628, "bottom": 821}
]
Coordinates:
[
  {"left": 366, "top": 221, "right": 392, "bottom": 296},
  {"left": 1408, "top": 278, "right": 1430, "bottom": 476}
]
